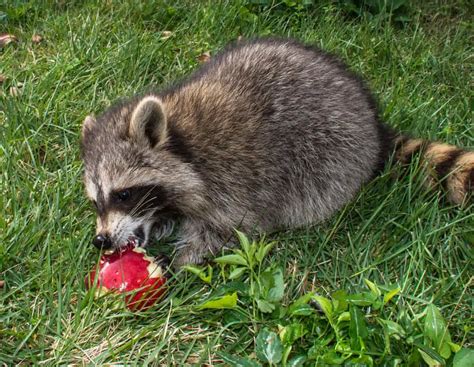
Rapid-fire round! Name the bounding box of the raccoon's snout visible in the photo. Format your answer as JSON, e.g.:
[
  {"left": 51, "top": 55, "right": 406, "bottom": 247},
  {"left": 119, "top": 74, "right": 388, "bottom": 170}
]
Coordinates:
[{"left": 92, "top": 233, "right": 112, "bottom": 250}]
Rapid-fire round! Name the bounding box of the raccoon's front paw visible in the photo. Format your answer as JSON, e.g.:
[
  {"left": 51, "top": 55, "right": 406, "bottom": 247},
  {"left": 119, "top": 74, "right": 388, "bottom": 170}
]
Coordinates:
[
  {"left": 154, "top": 254, "right": 171, "bottom": 276},
  {"left": 153, "top": 219, "right": 175, "bottom": 242},
  {"left": 173, "top": 248, "right": 208, "bottom": 268}
]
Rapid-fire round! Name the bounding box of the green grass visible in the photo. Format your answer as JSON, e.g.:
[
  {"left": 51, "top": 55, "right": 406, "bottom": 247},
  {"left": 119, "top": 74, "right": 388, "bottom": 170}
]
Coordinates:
[{"left": 1, "top": 0, "right": 473, "bottom": 365}]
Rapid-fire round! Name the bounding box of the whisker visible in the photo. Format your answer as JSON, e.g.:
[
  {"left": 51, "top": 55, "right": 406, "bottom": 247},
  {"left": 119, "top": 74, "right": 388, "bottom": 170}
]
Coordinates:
[{"left": 129, "top": 184, "right": 163, "bottom": 217}]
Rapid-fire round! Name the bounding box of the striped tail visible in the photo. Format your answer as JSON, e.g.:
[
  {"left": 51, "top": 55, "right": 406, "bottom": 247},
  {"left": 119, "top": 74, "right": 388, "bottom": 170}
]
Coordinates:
[{"left": 394, "top": 135, "right": 473, "bottom": 205}]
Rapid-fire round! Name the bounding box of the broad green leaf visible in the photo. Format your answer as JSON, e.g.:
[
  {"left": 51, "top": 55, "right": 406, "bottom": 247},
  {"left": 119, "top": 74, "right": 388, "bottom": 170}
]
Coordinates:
[
  {"left": 337, "top": 311, "right": 350, "bottom": 323},
  {"left": 346, "top": 292, "right": 377, "bottom": 306},
  {"left": 214, "top": 254, "right": 248, "bottom": 266},
  {"left": 215, "top": 281, "right": 248, "bottom": 297},
  {"left": 379, "top": 319, "right": 406, "bottom": 338},
  {"left": 346, "top": 354, "right": 374, "bottom": 366},
  {"left": 282, "top": 345, "right": 292, "bottom": 367},
  {"left": 418, "top": 348, "right": 445, "bottom": 367},
  {"left": 364, "top": 279, "right": 381, "bottom": 297},
  {"left": 248, "top": 242, "right": 257, "bottom": 264},
  {"left": 322, "top": 350, "right": 346, "bottom": 364},
  {"left": 256, "top": 328, "right": 283, "bottom": 364},
  {"left": 229, "top": 266, "right": 247, "bottom": 280},
  {"left": 235, "top": 229, "right": 251, "bottom": 255},
  {"left": 257, "top": 299, "right": 275, "bottom": 313},
  {"left": 415, "top": 344, "right": 445, "bottom": 367},
  {"left": 332, "top": 289, "right": 349, "bottom": 312},
  {"left": 424, "top": 304, "right": 452, "bottom": 359},
  {"left": 448, "top": 342, "right": 461, "bottom": 353},
  {"left": 223, "top": 309, "right": 249, "bottom": 325},
  {"left": 372, "top": 298, "right": 384, "bottom": 310},
  {"left": 337, "top": 339, "right": 352, "bottom": 353},
  {"left": 197, "top": 292, "right": 238, "bottom": 309},
  {"left": 349, "top": 305, "right": 368, "bottom": 349},
  {"left": 259, "top": 267, "right": 284, "bottom": 303},
  {"left": 383, "top": 287, "right": 401, "bottom": 304},
  {"left": 218, "top": 351, "right": 262, "bottom": 367},
  {"left": 288, "top": 293, "right": 313, "bottom": 310},
  {"left": 255, "top": 242, "right": 276, "bottom": 263},
  {"left": 453, "top": 348, "right": 474, "bottom": 367},
  {"left": 307, "top": 336, "right": 335, "bottom": 360},
  {"left": 279, "top": 323, "right": 307, "bottom": 346},
  {"left": 287, "top": 355, "right": 306, "bottom": 367},
  {"left": 183, "top": 264, "right": 212, "bottom": 284},
  {"left": 289, "top": 304, "right": 313, "bottom": 316},
  {"left": 398, "top": 307, "right": 414, "bottom": 334},
  {"left": 312, "top": 295, "right": 333, "bottom": 320},
  {"left": 267, "top": 268, "right": 284, "bottom": 302}
]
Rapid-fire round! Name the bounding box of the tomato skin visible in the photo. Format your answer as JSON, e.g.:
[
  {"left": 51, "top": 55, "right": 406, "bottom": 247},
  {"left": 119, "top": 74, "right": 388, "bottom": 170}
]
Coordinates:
[{"left": 85, "top": 245, "right": 167, "bottom": 310}]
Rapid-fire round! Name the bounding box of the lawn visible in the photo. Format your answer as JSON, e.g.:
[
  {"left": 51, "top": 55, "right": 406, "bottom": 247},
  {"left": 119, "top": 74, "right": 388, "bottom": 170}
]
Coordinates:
[{"left": 0, "top": 0, "right": 473, "bottom": 365}]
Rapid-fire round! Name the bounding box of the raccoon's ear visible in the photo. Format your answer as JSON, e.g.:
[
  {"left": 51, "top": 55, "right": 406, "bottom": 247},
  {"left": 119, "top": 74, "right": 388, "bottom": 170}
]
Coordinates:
[
  {"left": 129, "top": 96, "right": 167, "bottom": 147},
  {"left": 81, "top": 115, "right": 97, "bottom": 140}
]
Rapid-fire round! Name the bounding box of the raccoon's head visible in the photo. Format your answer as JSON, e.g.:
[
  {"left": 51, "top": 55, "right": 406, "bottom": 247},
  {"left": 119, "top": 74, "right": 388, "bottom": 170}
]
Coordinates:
[{"left": 80, "top": 95, "right": 202, "bottom": 250}]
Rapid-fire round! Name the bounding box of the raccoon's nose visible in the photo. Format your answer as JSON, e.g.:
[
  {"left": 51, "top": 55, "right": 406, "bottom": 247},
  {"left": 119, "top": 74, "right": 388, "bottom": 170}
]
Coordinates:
[{"left": 92, "top": 234, "right": 112, "bottom": 250}]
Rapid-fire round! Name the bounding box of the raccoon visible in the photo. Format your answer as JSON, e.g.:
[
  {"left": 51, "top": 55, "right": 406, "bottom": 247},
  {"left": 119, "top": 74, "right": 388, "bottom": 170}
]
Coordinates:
[{"left": 80, "top": 38, "right": 473, "bottom": 266}]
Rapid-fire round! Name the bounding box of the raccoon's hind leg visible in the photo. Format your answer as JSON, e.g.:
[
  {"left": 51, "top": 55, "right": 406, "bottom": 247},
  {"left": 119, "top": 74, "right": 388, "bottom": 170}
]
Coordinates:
[{"left": 173, "top": 219, "right": 230, "bottom": 267}]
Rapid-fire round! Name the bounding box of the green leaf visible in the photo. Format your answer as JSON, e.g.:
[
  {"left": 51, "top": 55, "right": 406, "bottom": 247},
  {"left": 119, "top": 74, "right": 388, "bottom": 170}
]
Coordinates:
[
  {"left": 183, "top": 264, "right": 213, "bottom": 284},
  {"left": 197, "top": 292, "right": 238, "bottom": 310},
  {"left": 288, "top": 304, "right": 313, "bottom": 316},
  {"left": 448, "top": 342, "right": 461, "bottom": 353},
  {"left": 424, "top": 304, "right": 452, "bottom": 359},
  {"left": 214, "top": 254, "right": 248, "bottom": 266},
  {"left": 223, "top": 309, "right": 249, "bottom": 325},
  {"left": 214, "top": 281, "right": 248, "bottom": 297},
  {"left": 379, "top": 319, "right": 406, "bottom": 338},
  {"left": 346, "top": 354, "right": 374, "bottom": 366},
  {"left": 255, "top": 242, "right": 275, "bottom": 263},
  {"left": 383, "top": 287, "right": 401, "bottom": 305},
  {"left": 312, "top": 295, "right": 333, "bottom": 320},
  {"left": 346, "top": 292, "right": 377, "bottom": 306},
  {"left": 337, "top": 311, "right": 350, "bottom": 323},
  {"left": 257, "top": 299, "right": 275, "bottom": 313},
  {"left": 267, "top": 268, "right": 284, "bottom": 302},
  {"left": 282, "top": 345, "right": 292, "bottom": 367},
  {"left": 229, "top": 266, "right": 247, "bottom": 280},
  {"left": 453, "top": 348, "right": 474, "bottom": 367},
  {"left": 218, "top": 351, "right": 262, "bottom": 367},
  {"left": 279, "top": 323, "right": 307, "bottom": 346},
  {"left": 322, "top": 350, "right": 346, "bottom": 364},
  {"left": 287, "top": 355, "right": 307, "bottom": 367},
  {"left": 418, "top": 348, "right": 445, "bottom": 367},
  {"left": 288, "top": 293, "right": 313, "bottom": 310},
  {"left": 349, "top": 305, "right": 368, "bottom": 350},
  {"left": 398, "top": 307, "right": 414, "bottom": 334},
  {"left": 256, "top": 328, "right": 283, "bottom": 364},
  {"left": 364, "top": 279, "right": 381, "bottom": 297},
  {"left": 372, "top": 298, "right": 384, "bottom": 310},
  {"left": 259, "top": 267, "right": 284, "bottom": 303},
  {"left": 332, "top": 290, "right": 349, "bottom": 312},
  {"left": 235, "top": 229, "right": 251, "bottom": 255},
  {"left": 288, "top": 293, "right": 314, "bottom": 315}
]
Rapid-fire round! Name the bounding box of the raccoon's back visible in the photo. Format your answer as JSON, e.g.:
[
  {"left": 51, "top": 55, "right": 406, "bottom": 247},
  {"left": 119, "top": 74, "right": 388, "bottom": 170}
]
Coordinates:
[{"left": 161, "top": 39, "right": 389, "bottom": 228}]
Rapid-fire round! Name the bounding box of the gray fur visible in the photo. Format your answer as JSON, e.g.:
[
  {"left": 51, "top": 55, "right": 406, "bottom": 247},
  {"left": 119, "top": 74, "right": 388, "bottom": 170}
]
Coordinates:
[{"left": 81, "top": 38, "right": 393, "bottom": 266}]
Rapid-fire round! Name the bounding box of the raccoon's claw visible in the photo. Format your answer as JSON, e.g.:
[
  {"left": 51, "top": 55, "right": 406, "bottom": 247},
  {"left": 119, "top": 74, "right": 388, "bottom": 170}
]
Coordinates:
[
  {"left": 154, "top": 254, "right": 172, "bottom": 278},
  {"left": 154, "top": 253, "right": 170, "bottom": 267}
]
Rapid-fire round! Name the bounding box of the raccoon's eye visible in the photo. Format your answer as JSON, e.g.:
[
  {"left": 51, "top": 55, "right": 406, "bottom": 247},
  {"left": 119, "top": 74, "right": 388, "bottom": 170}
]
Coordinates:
[{"left": 116, "top": 189, "right": 131, "bottom": 202}]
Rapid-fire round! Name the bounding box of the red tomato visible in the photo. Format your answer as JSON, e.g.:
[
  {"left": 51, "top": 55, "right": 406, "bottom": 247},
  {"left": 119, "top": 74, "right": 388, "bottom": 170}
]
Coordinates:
[{"left": 85, "top": 245, "right": 167, "bottom": 310}]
